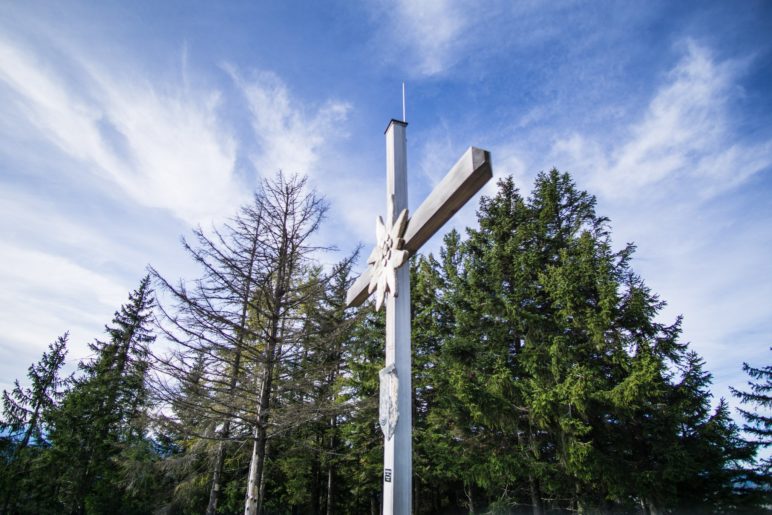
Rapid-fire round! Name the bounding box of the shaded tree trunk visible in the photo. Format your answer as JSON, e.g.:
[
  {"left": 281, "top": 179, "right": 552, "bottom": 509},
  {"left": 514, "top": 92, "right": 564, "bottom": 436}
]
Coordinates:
[
  {"left": 207, "top": 331, "right": 244, "bottom": 515},
  {"left": 245, "top": 316, "right": 281, "bottom": 515},
  {"left": 242, "top": 174, "right": 328, "bottom": 514},
  {"left": 529, "top": 475, "right": 544, "bottom": 515},
  {"left": 244, "top": 427, "right": 261, "bottom": 515}
]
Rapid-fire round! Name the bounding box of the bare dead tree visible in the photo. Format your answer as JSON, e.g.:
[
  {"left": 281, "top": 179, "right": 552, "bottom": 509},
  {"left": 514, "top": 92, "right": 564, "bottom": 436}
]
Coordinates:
[
  {"left": 149, "top": 173, "right": 354, "bottom": 515},
  {"left": 242, "top": 173, "right": 330, "bottom": 515}
]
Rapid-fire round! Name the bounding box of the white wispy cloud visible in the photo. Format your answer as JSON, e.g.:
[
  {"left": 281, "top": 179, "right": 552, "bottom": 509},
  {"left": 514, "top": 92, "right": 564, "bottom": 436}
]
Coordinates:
[
  {"left": 373, "top": 0, "right": 636, "bottom": 80},
  {"left": 0, "top": 243, "right": 128, "bottom": 392},
  {"left": 370, "top": 0, "right": 475, "bottom": 77},
  {"left": 228, "top": 68, "right": 351, "bottom": 178},
  {"left": 0, "top": 36, "right": 243, "bottom": 226},
  {"left": 0, "top": 32, "right": 360, "bottom": 393},
  {"left": 549, "top": 41, "right": 771, "bottom": 201},
  {"left": 394, "top": 0, "right": 468, "bottom": 76},
  {"left": 0, "top": 181, "right": 194, "bottom": 392}
]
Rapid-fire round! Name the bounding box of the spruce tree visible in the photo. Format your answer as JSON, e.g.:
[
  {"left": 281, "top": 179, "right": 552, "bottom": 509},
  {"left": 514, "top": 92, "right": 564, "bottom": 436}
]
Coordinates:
[
  {"left": 337, "top": 306, "right": 385, "bottom": 515},
  {"left": 732, "top": 350, "right": 772, "bottom": 461},
  {"left": 411, "top": 235, "right": 494, "bottom": 514},
  {"left": 417, "top": 170, "right": 760, "bottom": 513},
  {"left": 731, "top": 348, "right": 772, "bottom": 491},
  {"left": 1, "top": 333, "right": 68, "bottom": 451},
  {"left": 153, "top": 351, "right": 215, "bottom": 514},
  {"left": 0, "top": 333, "right": 68, "bottom": 514},
  {"left": 150, "top": 192, "right": 271, "bottom": 515},
  {"left": 255, "top": 259, "right": 357, "bottom": 515},
  {"left": 48, "top": 276, "right": 156, "bottom": 515}
]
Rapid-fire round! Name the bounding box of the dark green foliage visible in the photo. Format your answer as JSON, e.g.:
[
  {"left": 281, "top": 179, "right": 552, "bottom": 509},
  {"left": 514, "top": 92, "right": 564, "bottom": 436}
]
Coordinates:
[
  {"left": 1, "top": 333, "right": 68, "bottom": 450},
  {"left": 2, "top": 171, "right": 766, "bottom": 514},
  {"left": 731, "top": 348, "right": 772, "bottom": 501},
  {"left": 258, "top": 259, "right": 361, "bottom": 515},
  {"left": 732, "top": 349, "right": 772, "bottom": 458},
  {"left": 0, "top": 277, "right": 163, "bottom": 515},
  {"left": 1, "top": 333, "right": 68, "bottom": 514},
  {"left": 336, "top": 306, "right": 385, "bottom": 515},
  {"left": 403, "top": 170, "right": 763, "bottom": 514},
  {"left": 47, "top": 275, "right": 159, "bottom": 514}
]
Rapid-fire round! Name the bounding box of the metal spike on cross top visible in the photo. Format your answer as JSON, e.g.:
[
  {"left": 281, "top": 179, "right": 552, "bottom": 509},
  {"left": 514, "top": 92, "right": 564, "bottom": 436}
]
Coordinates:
[{"left": 345, "top": 94, "right": 492, "bottom": 515}]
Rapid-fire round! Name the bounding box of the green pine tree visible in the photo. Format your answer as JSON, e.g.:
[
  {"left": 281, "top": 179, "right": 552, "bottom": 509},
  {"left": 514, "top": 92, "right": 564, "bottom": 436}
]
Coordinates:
[
  {"left": 0, "top": 333, "right": 68, "bottom": 514},
  {"left": 416, "top": 170, "right": 760, "bottom": 514},
  {"left": 337, "top": 305, "right": 385, "bottom": 515},
  {"left": 1, "top": 333, "right": 69, "bottom": 450},
  {"left": 48, "top": 275, "right": 157, "bottom": 515},
  {"left": 732, "top": 349, "right": 772, "bottom": 464},
  {"left": 731, "top": 348, "right": 772, "bottom": 499}
]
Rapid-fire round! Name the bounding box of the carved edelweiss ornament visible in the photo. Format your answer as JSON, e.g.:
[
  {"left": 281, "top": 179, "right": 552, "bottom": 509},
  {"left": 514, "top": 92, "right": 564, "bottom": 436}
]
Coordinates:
[{"left": 367, "top": 207, "right": 410, "bottom": 311}]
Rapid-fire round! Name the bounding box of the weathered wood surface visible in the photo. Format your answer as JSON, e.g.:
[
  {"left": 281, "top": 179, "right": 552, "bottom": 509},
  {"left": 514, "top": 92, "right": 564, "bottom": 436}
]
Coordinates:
[
  {"left": 346, "top": 146, "right": 492, "bottom": 307},
  {"left": 346, "top": 270, "right": 373, "bottom": 308},
  {"left": 382, "top": 119, "right": 410, "bottom": 515},
  {"left": 403, "top": 146, "right": 491, "bottom": 252}
]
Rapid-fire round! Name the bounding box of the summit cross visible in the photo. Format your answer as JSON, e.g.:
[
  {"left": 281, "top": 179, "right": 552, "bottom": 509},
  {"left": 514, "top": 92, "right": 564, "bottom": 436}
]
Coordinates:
[{"left": 346, "top": 119, "right": 492, "bottom": 515}]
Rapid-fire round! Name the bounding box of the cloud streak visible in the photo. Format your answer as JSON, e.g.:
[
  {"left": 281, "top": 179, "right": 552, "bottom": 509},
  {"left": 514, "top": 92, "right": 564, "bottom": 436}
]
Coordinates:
[
  {"left": 228, "top": 68, "right": 351, "bottom": 178},
  {"left": 392, "top": 0, "right": 468, "bottom": 76},
  {"left": 369, "top": 0, "right": 478, "bottom": 77},
  {"left": 0, "top": 36, "right": 242, "bottom": 226},
  {"left": 549, "top": 41, "right": 771, "bottom": 201},
  {"left": 0, "top": 242, "right": 128, "bottom": 392}
]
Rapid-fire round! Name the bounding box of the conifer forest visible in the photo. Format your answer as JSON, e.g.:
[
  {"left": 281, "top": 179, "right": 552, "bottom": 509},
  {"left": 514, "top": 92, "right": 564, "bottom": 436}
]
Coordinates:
[{"left": 2, "top": 171, "right": 770, "bottom": 515}]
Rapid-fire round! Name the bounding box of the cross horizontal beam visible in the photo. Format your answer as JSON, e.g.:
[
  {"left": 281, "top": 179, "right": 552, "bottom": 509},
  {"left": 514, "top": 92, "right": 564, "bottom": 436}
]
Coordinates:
[{"left": 346, "top": 146, "right": 492, "bottom": 307}]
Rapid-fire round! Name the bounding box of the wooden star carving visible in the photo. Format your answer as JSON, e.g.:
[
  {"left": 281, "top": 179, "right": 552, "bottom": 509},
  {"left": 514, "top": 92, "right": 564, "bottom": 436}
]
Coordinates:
[{"left": 367, "top": 208, "right": 409, "bottom": 311}]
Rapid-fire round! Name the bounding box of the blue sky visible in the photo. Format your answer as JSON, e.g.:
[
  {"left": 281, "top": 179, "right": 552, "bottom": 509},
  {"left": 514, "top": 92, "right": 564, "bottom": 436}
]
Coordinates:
[{"left": 1, "top": 0, "right": 770, "bottom": 425}]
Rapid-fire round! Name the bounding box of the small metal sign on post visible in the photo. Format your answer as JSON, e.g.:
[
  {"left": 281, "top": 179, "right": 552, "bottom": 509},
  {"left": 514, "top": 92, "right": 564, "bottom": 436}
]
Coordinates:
[{"left": 346, "top": 118, "right": 492, "bottom": 515}]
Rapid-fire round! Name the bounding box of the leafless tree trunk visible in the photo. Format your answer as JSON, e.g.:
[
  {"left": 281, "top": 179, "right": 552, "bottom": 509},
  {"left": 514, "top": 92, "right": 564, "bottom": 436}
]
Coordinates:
[
  {"left": 151, "top": 173, "right": 345, "bottom": 514},
  {"left": 325, "top": 411, "right": 338, "bottom": 515},
  {"left": 242, "top": 173, "right": 330, "bottom": 515},
  {"left": 151, "top": 197, "right": 269, "bottom": 514},
  {"left": 244, "top": 426, "right": 261, "bottom": 515},
  {"left": 529, "top": 475, "right": 544, "bottom": 515}
]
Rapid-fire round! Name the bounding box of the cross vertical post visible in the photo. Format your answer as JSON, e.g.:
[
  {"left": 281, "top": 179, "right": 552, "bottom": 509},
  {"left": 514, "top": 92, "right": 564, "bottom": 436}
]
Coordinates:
[
  {"left": 383, "top": 119, "right": 411, "bottom": 515},
  {"left": 346, "top": 115, "right": 491, "bottom": 515}
]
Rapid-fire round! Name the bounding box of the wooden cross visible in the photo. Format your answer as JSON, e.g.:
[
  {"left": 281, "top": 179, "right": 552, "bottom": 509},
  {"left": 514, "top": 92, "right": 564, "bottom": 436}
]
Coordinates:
[{"left": 346, "top": 119, "right": 492, "bottom": 515}]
